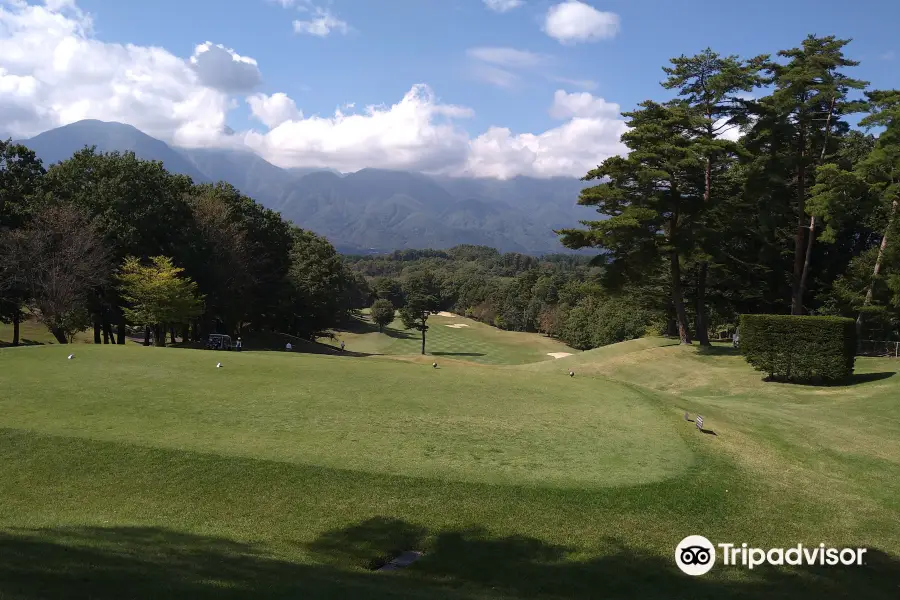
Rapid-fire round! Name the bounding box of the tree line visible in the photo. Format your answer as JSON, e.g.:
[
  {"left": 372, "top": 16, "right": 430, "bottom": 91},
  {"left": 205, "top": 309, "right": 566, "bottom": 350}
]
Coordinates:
[
  {"left": 0, "top": 145, "right": 370, "bottom": 346},
  {"left": 345, "top": 246, "right": 650, "bottom": 351},
  {"left": 558, "top": 35, "right": 900, "bottom": 345}
]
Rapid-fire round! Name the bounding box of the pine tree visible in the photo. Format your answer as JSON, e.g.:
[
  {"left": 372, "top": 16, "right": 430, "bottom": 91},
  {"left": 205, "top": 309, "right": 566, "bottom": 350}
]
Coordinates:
[
  {"left": 765, "top": 35, "right": 867, "bottom": 314},
  {"left": 558, "top": 101, "right": 704, "bottom": 344},
  {"left": 662, "top": 49, "right": 765, "bottom": 344}
]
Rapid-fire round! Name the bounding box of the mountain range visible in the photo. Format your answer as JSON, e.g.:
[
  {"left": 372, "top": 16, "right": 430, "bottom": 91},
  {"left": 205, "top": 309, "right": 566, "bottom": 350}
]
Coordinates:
[{"left": 18, "top": 120, "right": 596, "bottom": 254}]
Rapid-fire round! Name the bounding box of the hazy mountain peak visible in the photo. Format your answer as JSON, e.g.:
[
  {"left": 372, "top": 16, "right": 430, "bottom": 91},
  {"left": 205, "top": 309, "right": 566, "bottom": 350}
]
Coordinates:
[{"left": 19, "top": 120, "right": 593, "bottom": 254}]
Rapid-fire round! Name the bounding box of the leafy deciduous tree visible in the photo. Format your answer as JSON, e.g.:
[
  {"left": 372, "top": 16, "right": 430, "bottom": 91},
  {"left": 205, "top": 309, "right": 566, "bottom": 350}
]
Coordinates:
[
  {"left": 370, "top": 298, "right": 395, "bottom": 332},
  {"left": 117, "top": 256, "right": 204, "bottom": 347}
]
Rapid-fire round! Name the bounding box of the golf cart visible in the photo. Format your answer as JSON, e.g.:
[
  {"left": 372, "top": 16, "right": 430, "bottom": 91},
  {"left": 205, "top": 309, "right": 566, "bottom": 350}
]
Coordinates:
[{"left": 206, "top": 334, "right": 233, "bottom": 351}]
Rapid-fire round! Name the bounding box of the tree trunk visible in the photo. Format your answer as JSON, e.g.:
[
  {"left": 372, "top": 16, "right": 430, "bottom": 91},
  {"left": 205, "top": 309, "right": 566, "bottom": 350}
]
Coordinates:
[
  {"left": 50, "top": 327, "right": 68, "bottom": 344},
  {"left": 93, "top": 318, "right": 102, "bottom": 344},
  {"left": 857, "top": 199, "right": 898, "bottom": 336},
  {"left": 12, "top": 310, "right": 20, "bottom": 346},
  {"left": 421, "top": 328, "right": 426, "bottom": 355},
  {"left": 154, "top": 325, "right": 166, "bottom": 347},
  {"left": 170, "top": 327, "right": 177, "bottom": 345},
  {"left": 791, "top": 129, "right": 808, "bottom": 315},
  {"left": 117, "top": 313, "right": 126, "bottom": 345},
  {"left": 797, "top": 215, "right": 816, "bottom": 315},
  {"left": 695, "top": 261, "right": 710, "bottom": 346},
  {"left": 670, "top": 251, "right": 692, "bottom": 344},
  {"left": 665, "top": 300, "right": 678, "bottom": 337},
  {"left": 143, "top": 326, "right": 151, "bottom": 347},
  {"left": 102, "top": 318, "right": 112, "bottom": 344}
]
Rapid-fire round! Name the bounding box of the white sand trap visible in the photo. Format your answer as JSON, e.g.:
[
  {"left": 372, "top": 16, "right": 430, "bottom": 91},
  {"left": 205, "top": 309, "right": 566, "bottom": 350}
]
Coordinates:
[
  {"left": 436, "top": 311, "right": 457, "bottom": 317},
  {"left": 547, "top": 352, "right": 573, "bottom": 359},
  {"left": 445, "top": 324, "right": 470, "bottom": 329}
]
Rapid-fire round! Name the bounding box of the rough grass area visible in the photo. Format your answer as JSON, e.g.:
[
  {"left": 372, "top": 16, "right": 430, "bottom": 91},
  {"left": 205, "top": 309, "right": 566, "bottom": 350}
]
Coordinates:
[{"left": 1, "top": 335, "right": 898, "bottom": 599}]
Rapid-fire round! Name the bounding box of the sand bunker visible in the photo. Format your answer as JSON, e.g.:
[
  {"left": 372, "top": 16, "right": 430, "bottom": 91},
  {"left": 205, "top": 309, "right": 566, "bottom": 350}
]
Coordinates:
[
  {"left": 547, "top": 352, "right": 573, "bottom": 359},
  {"left": 436, "top": 311, "right": 457, "bottom": 317},
  {"left": 445, "top": 324, "right": 470, "bottom": 329}
]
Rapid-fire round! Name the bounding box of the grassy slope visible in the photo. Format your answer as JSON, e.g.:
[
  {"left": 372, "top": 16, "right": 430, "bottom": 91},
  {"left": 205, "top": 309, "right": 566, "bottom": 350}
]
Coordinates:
[
  {"left": 0, "top": 319, "right": 111, "bottom": 346},
  {"left": 325, "top": 312, "right": 576, "bottom": 365},
  {"left": 0, "top": 336, "right": 898, "bottom": 598}
]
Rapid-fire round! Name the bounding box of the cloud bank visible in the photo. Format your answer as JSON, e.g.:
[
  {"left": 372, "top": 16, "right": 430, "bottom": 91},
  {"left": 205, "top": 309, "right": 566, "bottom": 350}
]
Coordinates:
[{"left": 0, "top": 0, "right": 627, "bottom": 178}]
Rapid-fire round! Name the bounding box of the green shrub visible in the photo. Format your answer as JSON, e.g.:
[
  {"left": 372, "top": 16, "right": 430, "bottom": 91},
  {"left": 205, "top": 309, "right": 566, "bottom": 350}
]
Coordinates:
[{"left": 740, "top": 314, "right": 856, "bottom": 383}]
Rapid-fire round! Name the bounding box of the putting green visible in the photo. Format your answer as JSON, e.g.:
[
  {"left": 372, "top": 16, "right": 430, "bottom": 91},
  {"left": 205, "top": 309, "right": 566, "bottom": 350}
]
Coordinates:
[{"left": 0, "top": 344, "right": 691, "bottom": 488}]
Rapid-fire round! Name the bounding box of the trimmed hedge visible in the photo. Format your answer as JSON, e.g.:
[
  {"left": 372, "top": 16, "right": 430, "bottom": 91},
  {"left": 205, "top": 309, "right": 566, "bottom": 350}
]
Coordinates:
[{"left": 739, "top": 314, "right": 856, "bottom": 383}]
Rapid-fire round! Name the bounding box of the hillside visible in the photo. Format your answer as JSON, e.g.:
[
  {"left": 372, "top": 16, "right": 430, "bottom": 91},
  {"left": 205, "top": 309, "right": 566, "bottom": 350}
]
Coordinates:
[{"left": 18, "top": 120, "right": 595, "bottom": 254}]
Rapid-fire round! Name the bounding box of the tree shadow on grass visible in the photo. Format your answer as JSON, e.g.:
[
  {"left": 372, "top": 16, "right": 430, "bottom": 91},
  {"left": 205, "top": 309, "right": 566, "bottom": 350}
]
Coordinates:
[
  {"left": 697, "top": 345, "right": 740, "bottom": 357},
  {"left": 384, "top": 328, "right": 416, "bottom": 340},
  {"left": 761, "top": 372, "right": 896, "bottom": 387},
  {"left": 305, "top": 517, "right": 900, "bottom": 600},
  {"left": 0, "top": 338, "right": 45, "bottom": 348},
  {"left": 431, "top": 352, "right": 486, "bottom": 358},
  {"left": 333, "top": 316, "right": 380, "bottom": 335},
  {"left": 2, "top": 520, "right": 898, "bottom": 599},
  {"left": 168, "top": 333, "right": 376, "bottom": 358},
  {"left": 846, "top": 372, "right": 896, "bottom": 384}
]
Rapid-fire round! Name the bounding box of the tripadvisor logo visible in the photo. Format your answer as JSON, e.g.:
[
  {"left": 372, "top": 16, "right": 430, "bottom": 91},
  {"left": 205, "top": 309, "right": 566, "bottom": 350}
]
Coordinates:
[{"left": 675, "top": 536, "right": 867, "bottom": 576}]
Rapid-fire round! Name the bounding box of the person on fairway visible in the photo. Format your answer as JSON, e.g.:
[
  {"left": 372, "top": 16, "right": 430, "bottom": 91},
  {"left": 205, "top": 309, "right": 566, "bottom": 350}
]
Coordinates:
[
  {"left": 236, "top": 337, "right": 242, "bottom": 352},
  {"left": 340, "top": 340, "right": 345, "bottom": 352},
  {"left": 285, "top": 342, "right": 292, "bottom": 351}
]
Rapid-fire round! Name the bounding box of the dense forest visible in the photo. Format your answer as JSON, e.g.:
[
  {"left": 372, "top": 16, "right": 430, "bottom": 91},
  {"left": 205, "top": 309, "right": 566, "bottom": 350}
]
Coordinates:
[
  {"left": 3, "top": 34, "right": 900, "bottom": 351},
  {"left": 0, "top": 145, "right": 371, "bottom": 347},
  {"left": 345, "top": 247, "right": 655, "bottom": 350},
  {"left": 555, "top": 35, "right": 900, "bottom": 346}
]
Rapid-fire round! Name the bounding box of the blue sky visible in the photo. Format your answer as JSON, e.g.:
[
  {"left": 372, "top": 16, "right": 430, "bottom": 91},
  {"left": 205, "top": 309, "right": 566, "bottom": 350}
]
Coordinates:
[
  {"left": 1, "top": 0, "right": 898, "bottom": 177},
  {"left": 72, "top": 0, "right": 899, "bottom": 135}
]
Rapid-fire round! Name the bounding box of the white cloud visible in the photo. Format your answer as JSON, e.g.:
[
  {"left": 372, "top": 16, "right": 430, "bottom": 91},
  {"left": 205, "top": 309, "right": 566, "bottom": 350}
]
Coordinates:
[
  {"left": 544, "top": 1, "right": 620, "bottom": 44},
  {"left": 247, "top": 92, "right": 302, "bottom": 128},
  {"left": 189, "top": 42, "right": 262, "bottom": 93},
  {"left": 483, "top": 0, "right": 524, "bottom": 13},
  {"left": 0, "top": 0, "right": 628, "bottom": 179},
  {"left": 464, "top": 114, "right": 627, "bottom": 179},
  {"left": 245, "top": 84, "right": 475, "bottom": 173},
  {"left": 470, "top": 64, "right": 520, "bottom": 89},
  {"left": 549, "top": 89, "right": 619, "bottom": 119},
  {"left": 0, "top": 0, "right": 231, "bottom": 145},
  {"left": 466, "top": 47, "right": 550, "bottom": 69},
  {"left": 461, "top": 91, "right": 626, "bottom": 178},
  {"left": 551, "top": 76, "right": 598, "bottom": 91},
  {"left": 714, "top": 117, "right": 743, "bottom": 142},
  {"left": 292, "top": 5, "right": 349, "bottom": 37},
  {"left": 467, "top": 46, "right": 554, "bottom": 89}
]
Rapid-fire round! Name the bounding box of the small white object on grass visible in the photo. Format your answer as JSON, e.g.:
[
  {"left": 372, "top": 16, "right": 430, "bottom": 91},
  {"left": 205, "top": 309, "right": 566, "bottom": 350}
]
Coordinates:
[
  {"left": 216, "top": 362, "right": 222, "bottom": 368},
  {"left": 569, "top": 371, "right": 574, "bottom": 377},
  {"left": 432, "top": 362, "right": 438, "bottom": 368},
  {"left": 67, "top": 354, "right": 74, "bottom": 360}
]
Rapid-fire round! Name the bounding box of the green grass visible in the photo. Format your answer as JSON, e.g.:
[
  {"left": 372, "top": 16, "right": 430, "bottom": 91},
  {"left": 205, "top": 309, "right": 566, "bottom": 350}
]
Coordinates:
[
  {"left": 326, "top": 312, "right": 577, "bottom": 365},
  {"left": 0, "top": 318, "right": 113, "bottom": 346},
  {"left": 0, "top": 335, "right": 899, "bottom": 599}
]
